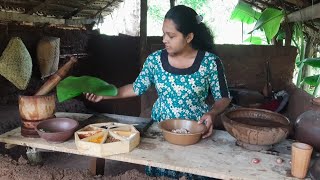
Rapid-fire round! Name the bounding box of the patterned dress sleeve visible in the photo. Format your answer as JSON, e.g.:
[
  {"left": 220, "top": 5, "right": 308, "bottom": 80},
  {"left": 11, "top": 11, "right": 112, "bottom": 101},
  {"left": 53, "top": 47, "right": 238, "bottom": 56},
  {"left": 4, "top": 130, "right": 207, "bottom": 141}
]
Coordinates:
[
  {"left": 209, "top": 54, "right": 230, "bottom": 100},
  {"left": 132, "top": 53, "right": 156, "bottom": 96}
]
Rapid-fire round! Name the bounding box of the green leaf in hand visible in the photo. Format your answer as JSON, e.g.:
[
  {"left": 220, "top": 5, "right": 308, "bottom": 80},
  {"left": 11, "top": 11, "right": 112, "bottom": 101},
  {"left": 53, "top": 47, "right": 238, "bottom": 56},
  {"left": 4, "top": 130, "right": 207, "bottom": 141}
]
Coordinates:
[{"left": 57, "top": 76, "right": 118, "bottom": 102}]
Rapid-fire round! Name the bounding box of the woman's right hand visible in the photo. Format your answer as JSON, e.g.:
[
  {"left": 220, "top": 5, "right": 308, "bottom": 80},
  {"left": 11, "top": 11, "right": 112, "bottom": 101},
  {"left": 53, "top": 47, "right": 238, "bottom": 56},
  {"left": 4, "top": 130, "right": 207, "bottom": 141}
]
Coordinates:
[{"left": 85, "top": 93, "right": 104, "bottom": 102}]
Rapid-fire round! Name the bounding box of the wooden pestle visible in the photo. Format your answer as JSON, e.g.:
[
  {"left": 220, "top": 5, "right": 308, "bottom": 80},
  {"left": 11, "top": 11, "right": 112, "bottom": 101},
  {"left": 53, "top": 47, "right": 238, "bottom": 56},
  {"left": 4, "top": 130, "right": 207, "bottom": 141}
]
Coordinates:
[{"left": 34, "top": 56, "right": 78, "bottom": 96}]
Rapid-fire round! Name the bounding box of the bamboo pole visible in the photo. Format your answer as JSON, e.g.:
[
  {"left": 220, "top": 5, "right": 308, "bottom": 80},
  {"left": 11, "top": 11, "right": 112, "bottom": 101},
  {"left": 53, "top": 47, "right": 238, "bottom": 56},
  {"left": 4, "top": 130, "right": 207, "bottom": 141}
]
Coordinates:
[{"left": 139, "top": 0, "right": 148, "bottom": 67}]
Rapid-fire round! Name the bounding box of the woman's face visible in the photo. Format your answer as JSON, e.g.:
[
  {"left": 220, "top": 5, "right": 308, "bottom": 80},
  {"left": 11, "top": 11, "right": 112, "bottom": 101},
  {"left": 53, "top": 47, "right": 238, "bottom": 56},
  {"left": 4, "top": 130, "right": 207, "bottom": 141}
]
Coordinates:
[{"left": 162, "top": 19, "right": 192, "bottom": 55}]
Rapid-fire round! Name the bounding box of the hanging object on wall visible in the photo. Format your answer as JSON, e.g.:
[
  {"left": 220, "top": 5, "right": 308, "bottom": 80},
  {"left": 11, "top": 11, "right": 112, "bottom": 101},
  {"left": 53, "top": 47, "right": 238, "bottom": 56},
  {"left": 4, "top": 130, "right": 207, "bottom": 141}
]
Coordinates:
[
  {"left": 37, "top": 36, "right": 60, "bottom": 79},
  {"left": 0, "top": 37, "right": 32, "bottom": 90}
]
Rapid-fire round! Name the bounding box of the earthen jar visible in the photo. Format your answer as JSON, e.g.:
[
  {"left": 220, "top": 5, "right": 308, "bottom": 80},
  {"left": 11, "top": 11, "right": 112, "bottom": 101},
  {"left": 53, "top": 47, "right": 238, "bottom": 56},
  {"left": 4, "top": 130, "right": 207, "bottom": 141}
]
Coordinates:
[{"left": 295, "top": 110, "right": 320, "bottom": 151}]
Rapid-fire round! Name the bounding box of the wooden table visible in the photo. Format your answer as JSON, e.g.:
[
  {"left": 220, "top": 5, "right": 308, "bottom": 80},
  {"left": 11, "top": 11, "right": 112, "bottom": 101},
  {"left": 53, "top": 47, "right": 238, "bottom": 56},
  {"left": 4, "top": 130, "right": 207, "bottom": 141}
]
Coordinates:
[{"left": 0, "top": 112, "right": 303, "bottom": 180}]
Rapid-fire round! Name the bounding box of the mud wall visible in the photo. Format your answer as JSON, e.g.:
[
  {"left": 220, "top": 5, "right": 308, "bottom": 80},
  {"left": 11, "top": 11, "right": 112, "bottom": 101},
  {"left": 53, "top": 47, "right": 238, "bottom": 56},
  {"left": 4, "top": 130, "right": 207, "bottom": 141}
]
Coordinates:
[
  {"left": 0, "top": 25, "right": 301, "bottom": 119},
  {"left": 0, "top": 24, "right": 141, "bottom": 115}
]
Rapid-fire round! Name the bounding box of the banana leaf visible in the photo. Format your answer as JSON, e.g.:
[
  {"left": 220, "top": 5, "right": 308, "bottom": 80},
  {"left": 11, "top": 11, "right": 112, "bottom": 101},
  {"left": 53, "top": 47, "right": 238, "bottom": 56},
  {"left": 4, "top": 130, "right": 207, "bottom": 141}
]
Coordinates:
[
  {"left": 301, "top": 58, "right": 320, "bottom": 68},
  {"left": 57, "top": 76, "right": 118, "bottom": 102},
  {"left": 250, "top": 8, "right": 284, "bottom": 41},
  {"left": 230, "top": 1, "right": 261, "bottom": 24},
  {"left": 302, "top": 75, "right": 320, "bottom": 86},
  {"left": 244, "top": 36, "right": 263, "bottom": 45}
]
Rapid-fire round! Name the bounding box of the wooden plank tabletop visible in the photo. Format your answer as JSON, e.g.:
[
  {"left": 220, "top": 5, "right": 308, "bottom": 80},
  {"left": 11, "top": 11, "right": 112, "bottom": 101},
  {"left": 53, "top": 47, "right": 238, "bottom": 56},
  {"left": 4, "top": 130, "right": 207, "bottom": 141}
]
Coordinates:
[{"left": 0, "top": 112, "right": 302, "bottom": 180}]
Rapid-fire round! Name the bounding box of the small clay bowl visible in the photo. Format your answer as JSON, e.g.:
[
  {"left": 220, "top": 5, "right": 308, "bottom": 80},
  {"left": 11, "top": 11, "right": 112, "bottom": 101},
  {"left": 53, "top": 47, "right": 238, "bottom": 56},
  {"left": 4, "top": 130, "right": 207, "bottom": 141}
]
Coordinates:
[
  {"left": 158, "top": 119, "right": 206, "bottom": 146},
  {"left": 36, "top": 117, "right": 79, "bottom": 143}
]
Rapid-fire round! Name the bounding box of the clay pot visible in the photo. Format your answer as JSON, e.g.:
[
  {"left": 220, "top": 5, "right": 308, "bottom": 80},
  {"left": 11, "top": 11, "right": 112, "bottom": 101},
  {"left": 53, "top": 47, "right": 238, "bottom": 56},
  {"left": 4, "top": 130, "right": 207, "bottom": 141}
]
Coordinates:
[
  {"left": 158, "top": 119, "right": 206, "bottom": 146},
  {"left": 222, "top": 108, "right": 290, "bottom": 146},
  {"left": 310, "top": 158, "right": 320, "bottom": 180},
  {"left": 35, "top": 118, "right": 79, "bottom": 143},
  {"left": 18, "top": 94, "right": 56, "bottom": 121},
  {"left": 295, "top": 110, "right": 320, "bottom": 151}
]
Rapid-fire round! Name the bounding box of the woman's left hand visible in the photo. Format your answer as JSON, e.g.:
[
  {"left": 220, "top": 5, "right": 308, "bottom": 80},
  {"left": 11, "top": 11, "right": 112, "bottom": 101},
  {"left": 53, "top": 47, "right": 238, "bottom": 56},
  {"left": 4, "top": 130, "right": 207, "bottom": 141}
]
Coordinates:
[{"left": 198, "top": 112, "right": 216, "bottom": 138}]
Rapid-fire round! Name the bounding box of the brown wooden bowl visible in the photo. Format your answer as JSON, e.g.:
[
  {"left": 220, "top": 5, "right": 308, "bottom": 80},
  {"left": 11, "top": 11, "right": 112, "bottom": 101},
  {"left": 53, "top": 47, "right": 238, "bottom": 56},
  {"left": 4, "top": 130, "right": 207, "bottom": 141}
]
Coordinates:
[
  {"left": 222, "top": 108, "right": 290, "bottom": 146},
  {"left": 158, "top": 119, "right": 206, "bottom": 146},
  {"left": 35, "top": 117, "right": 79, "bottom": 143},
  {"left": 19, "top": 94, "right": 56, "bottom": 121}
]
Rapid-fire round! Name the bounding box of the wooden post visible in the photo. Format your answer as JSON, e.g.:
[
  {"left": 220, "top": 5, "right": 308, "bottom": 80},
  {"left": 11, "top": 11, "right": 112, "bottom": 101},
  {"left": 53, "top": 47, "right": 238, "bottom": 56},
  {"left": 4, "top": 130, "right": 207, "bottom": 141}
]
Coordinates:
[
  {"left": 170, "top": 0, "right": 175, "bottom": 8},
  {"left": 302, "top": 36, "right": 314, "bottom": 91},
  {"left": 284, "top": 23, "right": 293, "bottom": 47},
  {"left": 89, "top": 158, "right": 105, "bottom": 175},
  {"left": 287, "top": 3, "right": 320, "bottom": 22},
  {"left": 139, "top": 0, "right": 148, "bottom": 67}
]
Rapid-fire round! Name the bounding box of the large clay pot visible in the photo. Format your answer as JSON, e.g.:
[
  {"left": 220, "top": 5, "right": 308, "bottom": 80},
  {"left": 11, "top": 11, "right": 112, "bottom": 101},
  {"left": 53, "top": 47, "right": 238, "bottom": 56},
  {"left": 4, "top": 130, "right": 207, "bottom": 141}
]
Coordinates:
[
  {"left": 18, "top": 94, "right": 56, "bottom": 121},
  {"left": 222, "top": 108, "right": 290, "bottom": 150},
  {"left": 295, "top": 110, "right": 320, "bottom": 151}
]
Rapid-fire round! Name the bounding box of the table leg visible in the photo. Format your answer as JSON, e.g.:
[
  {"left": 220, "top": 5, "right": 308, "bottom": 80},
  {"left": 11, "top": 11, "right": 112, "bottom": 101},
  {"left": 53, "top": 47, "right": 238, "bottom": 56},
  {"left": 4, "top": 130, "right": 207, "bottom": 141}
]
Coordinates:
[
  {"left": 26, "top": 147, "right": 43, "bottom": 166},
  {"left": 89, "top": 157, "right": 105, "bottom": 175}
]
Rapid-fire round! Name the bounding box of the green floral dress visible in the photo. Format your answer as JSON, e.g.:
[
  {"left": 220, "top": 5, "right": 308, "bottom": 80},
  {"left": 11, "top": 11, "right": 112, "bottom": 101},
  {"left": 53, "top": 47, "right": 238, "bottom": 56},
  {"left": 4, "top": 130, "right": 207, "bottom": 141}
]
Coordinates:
[
  {"left": 133, "top": 49, "right": 230, "bottom": 179},
  {"left": 133, "top": 49, "right": 230, "bottom": 122}
]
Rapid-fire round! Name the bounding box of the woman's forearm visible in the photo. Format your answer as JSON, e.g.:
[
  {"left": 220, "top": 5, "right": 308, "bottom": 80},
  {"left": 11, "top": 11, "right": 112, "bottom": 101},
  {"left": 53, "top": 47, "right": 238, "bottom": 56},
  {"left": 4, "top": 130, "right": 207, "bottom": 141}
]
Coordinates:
[
  {"left": 209, "top": 97, "right": 231, "bottom": 116},
  {"left": 103, "top": 84, "right": 137, "bottom": 100}
]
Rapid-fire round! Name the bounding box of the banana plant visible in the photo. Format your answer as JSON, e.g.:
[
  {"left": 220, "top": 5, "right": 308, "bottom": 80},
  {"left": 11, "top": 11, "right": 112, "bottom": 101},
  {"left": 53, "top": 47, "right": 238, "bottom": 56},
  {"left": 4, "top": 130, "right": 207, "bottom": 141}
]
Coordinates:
[
  {"left": 299, "top": 58, "right": 320, "bottom": 96},
  {"left": 230, "top": 1, "right": 261, "bottom": 24},
  {"left": 230, "top": 2, "right": 284, "bottom": 44},
  {"left": 249, "top": 8, "right": 284, "bottom": 42}
]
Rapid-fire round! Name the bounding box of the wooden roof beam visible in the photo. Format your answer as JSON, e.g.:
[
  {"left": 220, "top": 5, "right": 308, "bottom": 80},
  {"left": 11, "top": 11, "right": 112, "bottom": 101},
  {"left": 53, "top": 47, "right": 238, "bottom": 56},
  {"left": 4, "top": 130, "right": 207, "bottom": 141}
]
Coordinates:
[
  {"left": 27, "top": 0, "right": 54, "bottom": 15},
  {"left": 93, "top": 0, "right": 118, "bottom": 18},
  {"left": 64, "top": 0, "right": 98, "bottom": 19},
  {"left": 284, "top": 0, "right": 305, "bottom": 7},
  {"left": 287, "top": 3, "right": 320, "bottom": 22},
  {"left": 0, "top": 11, "right": 96, "bottom": 25}
]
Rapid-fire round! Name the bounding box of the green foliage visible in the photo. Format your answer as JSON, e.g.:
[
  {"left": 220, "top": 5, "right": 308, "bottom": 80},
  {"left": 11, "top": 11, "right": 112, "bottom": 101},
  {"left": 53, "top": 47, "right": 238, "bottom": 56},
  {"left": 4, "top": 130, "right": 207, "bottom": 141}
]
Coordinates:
[
  {"left": 148, "top": 6, "right": 164, "bottom": 23},
  {"left": 302, "top": 75, "right": 320, "bottom": 86},
  {"left": 229, "top": 2, "right": 283, "bottom": 45},
  {"left": 276, "top": 28, "right": 285, "bottom": 41},
  {"left": 179, "top": 0, "right": 207, "bottom": 10},
  {"left": 57, "top": 76, "right": 118, "bottom": 102},
  {"left": 230, "top": 1, "right": 261, "bottom": 24},
  {"left": 298, "top": 58, "right": 320, "bottom": 67},
  {"left": 251, "top": 8, "right": 284, "bottom": 41},
  {"left": 244, "top": 36, "right": 263, "bottom": 45},
  {"left": 292, "top": 22, "right": 306, "bottom": 87}
]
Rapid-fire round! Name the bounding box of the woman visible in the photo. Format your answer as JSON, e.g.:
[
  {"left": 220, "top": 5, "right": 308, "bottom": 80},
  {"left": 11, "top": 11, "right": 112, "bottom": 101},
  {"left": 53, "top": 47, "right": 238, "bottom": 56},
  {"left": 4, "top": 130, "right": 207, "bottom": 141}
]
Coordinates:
[{"left": 86, "top": 5, "right": 231, "bottom": 179}]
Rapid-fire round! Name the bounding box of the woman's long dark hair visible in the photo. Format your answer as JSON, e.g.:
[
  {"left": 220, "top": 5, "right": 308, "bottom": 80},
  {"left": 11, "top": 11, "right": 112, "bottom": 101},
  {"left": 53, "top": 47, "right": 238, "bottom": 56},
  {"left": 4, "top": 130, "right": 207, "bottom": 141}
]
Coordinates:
[{"left": 165, "top": 5, "right": 214, "bottom": 52}]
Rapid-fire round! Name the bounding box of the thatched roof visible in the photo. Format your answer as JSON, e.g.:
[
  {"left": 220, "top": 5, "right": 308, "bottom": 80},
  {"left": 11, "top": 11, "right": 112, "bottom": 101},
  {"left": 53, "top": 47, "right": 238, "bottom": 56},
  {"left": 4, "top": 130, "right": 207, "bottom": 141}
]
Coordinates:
[{"left": 0, "top": 0, "right": 124, "bottom": 26}]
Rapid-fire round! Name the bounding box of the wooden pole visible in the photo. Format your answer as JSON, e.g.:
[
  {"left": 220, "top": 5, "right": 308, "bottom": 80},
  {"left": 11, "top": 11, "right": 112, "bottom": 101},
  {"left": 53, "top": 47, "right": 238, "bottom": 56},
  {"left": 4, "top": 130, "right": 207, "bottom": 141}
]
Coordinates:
[
  {"left": 139, "top": 0, "right": 148, "bottom": 67},
  {"left": 170, "top": 0, "right": 175, "bottom": 8},
  {"left": 284, "top": 23, "right": 293, "bottom": 47},
  {"left": 287, "top": 3, "right": 320, "bottom": 22}
]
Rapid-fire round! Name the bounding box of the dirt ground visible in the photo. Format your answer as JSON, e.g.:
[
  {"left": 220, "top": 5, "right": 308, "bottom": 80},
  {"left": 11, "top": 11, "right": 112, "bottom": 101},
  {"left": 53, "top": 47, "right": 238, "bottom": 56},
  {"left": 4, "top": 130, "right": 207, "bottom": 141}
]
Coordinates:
[{"left": 0, "top": 105, "right": 174, "bottom": 180}]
